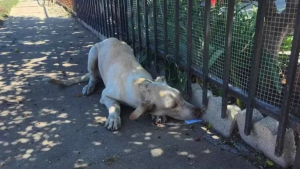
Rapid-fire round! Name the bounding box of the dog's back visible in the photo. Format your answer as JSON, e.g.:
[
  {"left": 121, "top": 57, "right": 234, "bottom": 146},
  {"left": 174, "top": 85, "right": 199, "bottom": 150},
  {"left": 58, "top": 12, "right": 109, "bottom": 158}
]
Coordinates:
[{"left": 96, "top": 38, "right": 152, "bottom": 86}]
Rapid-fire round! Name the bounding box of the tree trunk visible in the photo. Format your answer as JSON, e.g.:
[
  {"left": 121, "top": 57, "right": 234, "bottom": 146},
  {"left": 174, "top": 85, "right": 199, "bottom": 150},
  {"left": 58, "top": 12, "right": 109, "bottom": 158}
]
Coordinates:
[{"left": 262, "top": 0, "right": 298, "bottom": 58}]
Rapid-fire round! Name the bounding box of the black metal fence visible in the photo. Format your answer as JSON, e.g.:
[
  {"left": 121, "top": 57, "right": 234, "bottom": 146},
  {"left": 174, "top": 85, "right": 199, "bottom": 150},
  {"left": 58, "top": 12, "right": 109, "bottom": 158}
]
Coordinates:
[{"left": 56, "top": 0, "right": 300, "bottom": 167}]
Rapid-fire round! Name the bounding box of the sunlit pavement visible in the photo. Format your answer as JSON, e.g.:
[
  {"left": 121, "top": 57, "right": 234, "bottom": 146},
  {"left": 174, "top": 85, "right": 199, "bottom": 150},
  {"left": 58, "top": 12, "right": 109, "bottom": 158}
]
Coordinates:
[{"left": 0, "top": 1, "right": 257, "bottom": 168}]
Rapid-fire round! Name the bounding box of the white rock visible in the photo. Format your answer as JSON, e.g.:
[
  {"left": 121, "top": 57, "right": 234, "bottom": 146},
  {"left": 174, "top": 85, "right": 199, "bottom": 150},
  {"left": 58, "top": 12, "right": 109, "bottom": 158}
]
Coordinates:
[
  {"left": 203, "top": 96, "right": 240, "bottom": 137},
  {"left": 237, "top": 109, "right": 296, "bottom": 168}
]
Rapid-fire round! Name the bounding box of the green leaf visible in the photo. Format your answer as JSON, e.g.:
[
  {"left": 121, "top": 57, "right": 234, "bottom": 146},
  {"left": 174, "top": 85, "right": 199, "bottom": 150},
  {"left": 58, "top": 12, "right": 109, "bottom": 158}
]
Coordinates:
[
  {"left": 259, "top": 54, "right": 282, "bottom": 94},
  {"left": 208, "top": 48, "right": 224, "bottom": 68},
  {"left": 207, "top": 123, "right": 212, "bottom": 129},
  {"left": 266, "top": 159, "right": 274, "bottom": 166}
]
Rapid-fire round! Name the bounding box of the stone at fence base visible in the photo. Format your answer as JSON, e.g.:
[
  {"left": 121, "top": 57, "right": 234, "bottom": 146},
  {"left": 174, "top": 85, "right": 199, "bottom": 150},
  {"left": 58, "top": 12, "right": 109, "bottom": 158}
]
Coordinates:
[
  {"left": 190, "top": 83, "right": 213, "bottom": 108},
  {"left": 191, "top": 83, "right": 202, "bottom": 92},
  {"left": 204, "top": 96, "right": 240, "bottom": 137},
  {"left": 237, "top": 109, "right": 296, "bottom": 168},
  {"left": 190, "top": 83, "right": 239, "bottom": 137}
]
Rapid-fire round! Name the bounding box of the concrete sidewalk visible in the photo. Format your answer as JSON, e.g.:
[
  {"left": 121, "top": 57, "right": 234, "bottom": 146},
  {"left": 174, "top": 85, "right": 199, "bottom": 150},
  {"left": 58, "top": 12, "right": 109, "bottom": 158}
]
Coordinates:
[{"left": 0, "top": 1, "right": 257, "bottom": 168}]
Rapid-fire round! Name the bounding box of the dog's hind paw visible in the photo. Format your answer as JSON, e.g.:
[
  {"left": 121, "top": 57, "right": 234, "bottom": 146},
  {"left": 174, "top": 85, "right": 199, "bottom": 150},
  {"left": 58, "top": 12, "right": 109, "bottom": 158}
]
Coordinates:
[
  {"left": 105, "top": 115, "right": 121, "bottom": 131},
  {"left": 82, "top": 84, "right": 96, "bottom": 96},
  {"left": 151, "top": 115, "right": 168, "bottom": 123}
]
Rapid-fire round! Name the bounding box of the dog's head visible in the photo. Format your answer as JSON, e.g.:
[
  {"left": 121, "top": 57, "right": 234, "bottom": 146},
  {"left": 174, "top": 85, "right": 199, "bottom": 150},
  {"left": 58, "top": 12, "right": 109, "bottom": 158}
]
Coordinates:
[{"left": 130, "top": 76, "right": 202, "bottom": 121}]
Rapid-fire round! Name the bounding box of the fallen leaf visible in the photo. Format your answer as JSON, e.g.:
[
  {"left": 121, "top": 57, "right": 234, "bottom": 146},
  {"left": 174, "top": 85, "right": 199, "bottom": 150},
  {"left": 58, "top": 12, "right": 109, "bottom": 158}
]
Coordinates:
[
  {"left": 207, "top": 123, "right": 212, "bottom": 129},
  {"left": 76, "top": 94, "right": 82, "bottom": 98},
  {"left": 266, "top": 159, "right": 274, "bottom": 166},
  {"left": 194, "top": 137, "right": 201, "bottom": 141}
]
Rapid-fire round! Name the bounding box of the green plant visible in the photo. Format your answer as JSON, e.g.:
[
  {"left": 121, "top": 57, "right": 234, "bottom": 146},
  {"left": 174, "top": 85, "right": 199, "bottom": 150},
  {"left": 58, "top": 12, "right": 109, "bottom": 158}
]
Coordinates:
[
  {"left": 0, "top": 0, "right": 18, "bottom": 25},
  {"left": 128, "top": 0, "right": 288, "bottom": 104}
]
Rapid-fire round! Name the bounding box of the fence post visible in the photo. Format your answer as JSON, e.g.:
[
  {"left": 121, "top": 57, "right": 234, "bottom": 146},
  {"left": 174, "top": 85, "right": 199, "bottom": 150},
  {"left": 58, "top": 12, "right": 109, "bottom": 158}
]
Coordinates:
[
  {"left": 186, "top": 0, "right": 193, "bottom": 98},
  {"left": 130, "top": 0, "right": 136, "bottom": 56},
  {"left": 163, "top": 0, "right": 169, "bottom": 79},
  {"left": 111, "top": 0, "right": 115, "bottom": 37},
  {"left": 144, "top": 0, "right": 150, "bottom": 68},
  {"left": 221, "top": 0, "right": 235, "bottom": 119},
  {"left": 172, "top": 0, "right": 179, "bottom": 82},
  {"left": 137, "top": 0, "right": 142, "bottom": 58},
  {"left": 103, "top": 0, "right": 109, "bottom": 37},
  {"left": 202, "top": 0, "right": 211, "bottom": 107},
  {"left": 115, "top": 0, "right": 119, "bottom": 38},
  {"left": 153, "top": 0, "right": 158, "bottom": 74},
  {"left": 244, "top": 0, "right": 267, "bottom": 135},
  {"left": 124, "top": 0, "right": 129, "bottom": 43},
  {"left": 275, "top": 1, "right": 300, "bottom": 157}
]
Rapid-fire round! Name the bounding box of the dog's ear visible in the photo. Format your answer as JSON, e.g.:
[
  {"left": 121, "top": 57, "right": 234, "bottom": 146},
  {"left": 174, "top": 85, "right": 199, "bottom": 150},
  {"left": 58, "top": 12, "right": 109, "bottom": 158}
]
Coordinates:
[
  {"left": 130, "top": 101, "right": 154, "bottom": 120},
  {"left": 154, "top": 76, "right": 167, "bottom": 84}
]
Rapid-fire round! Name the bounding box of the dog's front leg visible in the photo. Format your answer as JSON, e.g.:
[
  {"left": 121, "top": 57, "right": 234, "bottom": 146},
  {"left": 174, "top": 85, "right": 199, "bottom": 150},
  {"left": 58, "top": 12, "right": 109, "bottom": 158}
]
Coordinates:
[{"left": 100, "top": 90, "right": 121, "bottom": 130}]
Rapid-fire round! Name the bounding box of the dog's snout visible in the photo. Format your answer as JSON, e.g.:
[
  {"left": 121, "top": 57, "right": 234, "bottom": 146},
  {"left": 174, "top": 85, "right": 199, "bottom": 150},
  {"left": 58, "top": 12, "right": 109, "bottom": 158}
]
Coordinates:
[{"left": 194, "top": 108, "right": 202, "bottom": 118}]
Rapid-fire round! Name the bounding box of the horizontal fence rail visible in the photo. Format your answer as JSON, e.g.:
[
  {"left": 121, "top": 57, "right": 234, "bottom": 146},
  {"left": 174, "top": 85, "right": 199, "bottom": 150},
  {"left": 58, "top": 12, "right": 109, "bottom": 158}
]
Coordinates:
[{"left": 56, "top": 0, "right": 300, "bottom": 167}]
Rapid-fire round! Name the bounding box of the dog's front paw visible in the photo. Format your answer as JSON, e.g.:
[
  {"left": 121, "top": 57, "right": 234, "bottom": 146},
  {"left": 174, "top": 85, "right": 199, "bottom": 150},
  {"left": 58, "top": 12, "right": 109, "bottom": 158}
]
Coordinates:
[
  {"left": 82, "top": 84, "right": 95, "bottom": 96},
  {"left": 151, "top": 115, "right": 168, "bottom": 123},
  {"left": 105, "top": 115, "right": 121, "bottom": 131}
]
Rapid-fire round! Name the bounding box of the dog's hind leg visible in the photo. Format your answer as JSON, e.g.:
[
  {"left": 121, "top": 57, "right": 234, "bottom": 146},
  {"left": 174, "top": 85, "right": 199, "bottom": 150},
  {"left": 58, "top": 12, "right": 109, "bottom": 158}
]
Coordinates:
[
  {"left": 100, "top": 89, "right": 121, "bottom": 131},
  {"left": 82, "top": 45, "right": 101, "bottom": 96}
]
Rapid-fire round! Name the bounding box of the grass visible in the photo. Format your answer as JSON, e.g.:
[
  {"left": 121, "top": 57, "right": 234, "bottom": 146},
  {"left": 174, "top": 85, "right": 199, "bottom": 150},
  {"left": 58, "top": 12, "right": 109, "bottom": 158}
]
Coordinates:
[{"left": 0, "top": 0, "right": 18, "bottom": 26}]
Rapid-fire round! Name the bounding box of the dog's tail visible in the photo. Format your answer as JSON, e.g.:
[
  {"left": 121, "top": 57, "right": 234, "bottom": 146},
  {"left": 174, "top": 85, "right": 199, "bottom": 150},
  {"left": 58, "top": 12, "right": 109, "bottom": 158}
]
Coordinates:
[{"left": 42, "top": 73, "right": 90, "bottom": 87}]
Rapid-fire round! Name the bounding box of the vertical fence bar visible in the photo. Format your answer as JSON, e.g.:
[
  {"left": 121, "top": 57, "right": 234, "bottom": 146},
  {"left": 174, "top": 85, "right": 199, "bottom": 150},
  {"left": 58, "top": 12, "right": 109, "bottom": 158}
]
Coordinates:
[
  {"left": 137, "top": 0, "right": 142, "bottom": 57},
  {"left": 120, "top": 0, "right": 126, "bottom": 40},
  {"left": 108, "top": 0, "right": 112, "bottom": 37},
  {"left": 96, "top": 0, "right": 101, "bottom": 33},
  {"left": 76, "top": 0, "right": 80, "bottom": 20},
  {"left": 174, "top": 0, "right": 179, "bottom": 65},
  {"left": 110, "top": 0, "right": 114, "bottom": 37},
  {"left": 76, "top": 0, "right": 79, "bottom": 19},
  {"left": 111, "top": 0, "right": 116, "bottom": 37},
  {"left": 202, "top": 0, "right": 211, "bottom": 107},
  {"left": 275, "top": 1, "right": 300, "bottom": 156},
  {"left": 106, "top": 0, "right": 111, "bottom": 37},
  {"left": 94, "top": 0, "right": 98, "bottom": 32},
  {"left": 221, "top": 0, "right": 235, "bottom": 119},
  {"left": 118, "top": 0, "right": 123, "bottom": 39},
  {"left": 120, "top": 0, "right": 125, "bottom": 40},
  {"left": 94, "top": 0, "right": 98, "bottom": 30},
  {"left": 91, "top": 0, "right": 95, "bottom": 30},
  {"left": 124, "top": 0, "right": 129, "bottom": 43},
  {"left": 99, "top": 0, "right": 104, "bottom": 34},
  {"left": 85, "top": 0, "right": 89, "bottom": 23},
  {"left": 130, "top": 0, "right": 136, "bottom": 56},
  {"left": 115, "top": 0, "right": 119, "bottom": 38},
  {"left": 103, "top": 0, "right": 109, "bottom": 37},
  {"left": 88, "top": 0, "right": 92, "bottom": 26},
  {"left": 101, "top": 0, "right": 106, "bottom": 36},
  {"left": 186, "top": 0, "right": 192, "bottom": 98},
  {"left": 244, "top": 0, "right": 267, "bottom": 135},
  {"left": 153, "top": 0, "right": 158, "bottom": 73},
  {"left": 82, "top": 0, "right": 87, "bottom": 23},
  {"left": 163, "top": 0, "right": 168, "bottom": 78},
  {"left": 144, "top": 0, "right": 150, "bottom": 68}
]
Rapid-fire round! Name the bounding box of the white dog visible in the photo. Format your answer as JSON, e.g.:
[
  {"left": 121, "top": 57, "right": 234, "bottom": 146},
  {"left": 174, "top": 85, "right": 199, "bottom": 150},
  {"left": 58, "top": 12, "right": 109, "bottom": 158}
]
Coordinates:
[{"left": 43, "top": 38, "right": 202, "bottom": 130}]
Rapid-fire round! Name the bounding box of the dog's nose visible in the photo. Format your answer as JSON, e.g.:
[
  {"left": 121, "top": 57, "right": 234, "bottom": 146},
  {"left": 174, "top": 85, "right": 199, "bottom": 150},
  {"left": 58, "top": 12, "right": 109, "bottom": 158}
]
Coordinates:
[{"left": 194, "top": 108, "right": 202, "bottom": 118}]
